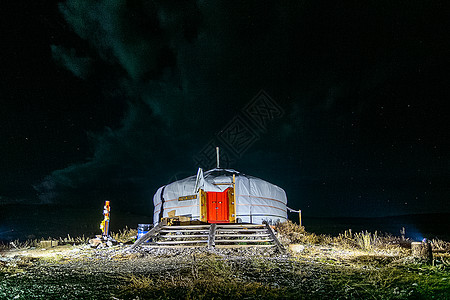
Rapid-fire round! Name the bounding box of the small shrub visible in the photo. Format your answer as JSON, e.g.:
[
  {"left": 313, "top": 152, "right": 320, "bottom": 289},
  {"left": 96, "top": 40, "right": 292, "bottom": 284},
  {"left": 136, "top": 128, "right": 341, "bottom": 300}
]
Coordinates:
[
  {"left": 276, "top": 220, "right": 321, "bottom": 244},
  {"left": 111, "top": 227, "right": 138, "bottom": 243},
  {"left": 6, "top": 239, "right": 39, "bottom": 250},
  {"left": 354, "top": 231, "right": 379, "bottom": 251},
  {"left": 276, "top": 220, "right": 306, "bottom": 235},
  {"left": 431, "top": 238, "right": 450, "bottom": 252}
]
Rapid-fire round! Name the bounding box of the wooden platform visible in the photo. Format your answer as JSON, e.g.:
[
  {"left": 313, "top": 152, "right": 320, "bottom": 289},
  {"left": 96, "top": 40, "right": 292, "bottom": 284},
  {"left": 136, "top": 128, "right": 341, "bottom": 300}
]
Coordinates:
[{"left": 130, "top": 222, "right": 284, "bottom": 252}]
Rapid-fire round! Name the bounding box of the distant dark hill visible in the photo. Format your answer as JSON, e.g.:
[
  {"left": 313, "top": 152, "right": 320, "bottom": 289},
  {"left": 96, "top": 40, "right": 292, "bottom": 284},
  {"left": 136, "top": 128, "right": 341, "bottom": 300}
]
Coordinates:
[
  {"left": 0, "top": 204, "right": 152, "bottom": 242},
  {"left": 299, "top": 213, "right": 450, "bottom": 241}
]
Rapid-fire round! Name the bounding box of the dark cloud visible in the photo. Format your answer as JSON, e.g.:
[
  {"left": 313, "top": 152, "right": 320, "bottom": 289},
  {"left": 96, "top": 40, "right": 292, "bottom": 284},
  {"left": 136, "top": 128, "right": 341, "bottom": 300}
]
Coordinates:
[
  {"left": 34, "top": 1, "right": 450, "bottom": 216},
  {"left": 35, "top": 0, "right": 205, "bottom": 206},
  {"left": 57, "top": 0, "right": 200, "bottom": 81},
  {"left": 51, "top": 45, "right": 92, "bottom": 79}
]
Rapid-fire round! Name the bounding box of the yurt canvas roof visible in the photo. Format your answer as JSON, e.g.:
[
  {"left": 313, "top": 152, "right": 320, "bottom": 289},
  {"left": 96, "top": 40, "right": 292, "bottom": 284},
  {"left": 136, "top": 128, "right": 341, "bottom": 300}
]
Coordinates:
[{"left": 153, "top": 168, "right": 287, "bottom": 225}]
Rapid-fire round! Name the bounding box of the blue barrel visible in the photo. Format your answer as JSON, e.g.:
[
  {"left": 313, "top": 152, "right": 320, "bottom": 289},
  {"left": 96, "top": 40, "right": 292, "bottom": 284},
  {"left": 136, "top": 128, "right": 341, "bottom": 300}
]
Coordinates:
[{"left": 137, "top": 224, "right": 152, "bottom": 241}]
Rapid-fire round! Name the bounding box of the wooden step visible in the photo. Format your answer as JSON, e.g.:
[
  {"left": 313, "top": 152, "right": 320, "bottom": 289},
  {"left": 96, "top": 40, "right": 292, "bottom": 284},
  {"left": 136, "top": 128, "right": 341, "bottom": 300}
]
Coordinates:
[
  {"left": 215, "top": 234, "right": 270, "bottom": 238},
  {"left": 141, "top": 245, "right": 207, "bottom": 248},
  {"left": 159, "top": 234, "right": 209, "bottom": 239},
  {"left": 215, "top": 228, "right": 266, "bottom": 233},
  {"left": 155, "top": 240, "right": 208, "bottom": 245},
  {"left": 161, "top": 225, "right": 210, "bottom": 229},
  {"left": 160, "top": 229, "right": 210, "bottom": 233},
  {"left": 214, "top": 239, "right": 273, "bottom": 243},
  {"left": 215, "top": 244, "right": 275, "bottom": 248},
  {"left": 215, "top": 224, "right": 265, "bottom": 229},
  {"left": 131, "top": 223, "right": 285, "bottom": 252}
]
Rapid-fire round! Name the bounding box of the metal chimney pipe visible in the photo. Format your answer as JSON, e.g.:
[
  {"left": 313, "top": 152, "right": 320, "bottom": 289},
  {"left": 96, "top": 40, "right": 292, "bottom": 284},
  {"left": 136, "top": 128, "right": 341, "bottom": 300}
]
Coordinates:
[{"left": 216, "top": 147, "right": 220, "bottom": 169}]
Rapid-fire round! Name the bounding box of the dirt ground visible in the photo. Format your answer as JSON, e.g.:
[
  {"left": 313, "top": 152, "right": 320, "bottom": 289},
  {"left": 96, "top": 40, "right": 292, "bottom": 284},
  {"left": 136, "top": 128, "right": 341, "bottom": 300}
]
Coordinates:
[{"left": 1, "top": 241, "right": 450, "bottom": 299}]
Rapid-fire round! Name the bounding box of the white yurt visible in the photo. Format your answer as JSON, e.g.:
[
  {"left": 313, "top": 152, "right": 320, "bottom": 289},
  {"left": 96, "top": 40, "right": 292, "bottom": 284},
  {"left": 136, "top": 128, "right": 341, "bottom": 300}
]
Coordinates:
[{"left": 153, "top": 168, "right": 288, "bottom": 225}]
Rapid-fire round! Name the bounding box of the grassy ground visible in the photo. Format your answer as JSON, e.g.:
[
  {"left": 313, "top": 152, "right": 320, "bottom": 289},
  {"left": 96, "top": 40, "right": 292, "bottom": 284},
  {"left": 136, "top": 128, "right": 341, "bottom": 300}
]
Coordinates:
[{"left": 1, "top": 223, "right": 449, "bottom": 299}]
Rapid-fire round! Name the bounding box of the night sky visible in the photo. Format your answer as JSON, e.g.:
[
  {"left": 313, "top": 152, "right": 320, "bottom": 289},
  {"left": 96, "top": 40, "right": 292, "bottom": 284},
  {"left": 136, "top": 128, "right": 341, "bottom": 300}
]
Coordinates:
[{"left": 1, "top": 1, "right": 449, "bottom": 218}]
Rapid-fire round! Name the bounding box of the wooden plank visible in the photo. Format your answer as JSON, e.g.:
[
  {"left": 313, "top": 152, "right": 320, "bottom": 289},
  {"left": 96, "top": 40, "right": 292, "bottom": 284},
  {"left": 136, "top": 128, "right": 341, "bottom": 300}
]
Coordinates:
[
  {"left": 160, "top": 229, "right": 209, "bottom": 233},
  {"left": 160, "top": 234, "right": 209, "bottom": 239},
  {"left": 216, "top": 230, "right": 268, "bottom": 233},
  {"left": 130, "top": 222, "right": 163, "bottom": 250},
  {"left": 264, "top": 222, "right": 285, "bottom": 253},
  {"left": 178, "top": 221, "right": 207, "bottom": 226},
  {"left": 215, "top": 234, "right": 270, "bottom": 238},
  {"left": 215, "top": 224, "right": 265, "bottom": 228},
  {"left": 141, "top": 245, "right": 207, "bottom": 248},
  {"left": 161, "top": 225, "right": 210, "bottom": 229},
  {"left": 214, "top": 239, "right": 273, "bottom": 243},
  {"left": 155, "top": 240, "right": 208, "bottom": 245},
  {"left": 215, "top": 244, "right": 275, "bottom": 248},
  {"left": 216, "top": 228, "right": 266, "bottom": 232},
  {"left": 216, "top": 228, "right": 266, "bottom": 233},
  {"left": 141, "top": 244, "right": 275, "bottom": 248}
]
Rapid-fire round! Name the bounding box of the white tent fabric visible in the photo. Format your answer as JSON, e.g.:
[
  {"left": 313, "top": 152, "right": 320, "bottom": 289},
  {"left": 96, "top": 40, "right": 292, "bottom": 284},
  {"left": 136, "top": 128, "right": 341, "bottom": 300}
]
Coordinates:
[{"left": 153, "top": 169, "right": 288, "bottom": 225}]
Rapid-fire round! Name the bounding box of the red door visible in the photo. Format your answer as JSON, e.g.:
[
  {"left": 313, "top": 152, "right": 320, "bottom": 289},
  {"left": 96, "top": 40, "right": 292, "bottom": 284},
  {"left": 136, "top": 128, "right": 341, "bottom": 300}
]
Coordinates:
[{"left": 206, "top": 188, "right": 230, "bottom": 223}]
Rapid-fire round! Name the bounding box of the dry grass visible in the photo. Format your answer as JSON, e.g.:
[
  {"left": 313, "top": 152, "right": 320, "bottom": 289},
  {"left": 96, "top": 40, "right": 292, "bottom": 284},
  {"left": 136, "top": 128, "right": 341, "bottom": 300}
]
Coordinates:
[
  {"left": 2, "top": 223, "right": 450, "bottom": 299},
  {"left": 353, "top": 231, "right": 379, "bottom": 251},
  {"left": 274, "top": 221, "right": 450, "bottom": 298},
  {"left": 119, "top": 274, "right": 285, "bottom": 300},
  {"left": 111, "top": 226, "right": 137, "bottom": 244},
  {"left": 57, "top": 234, "right": 89, "bottom": 245},
  {"left": 431, "top": 238, "right": 450, "bottom": 252},
  {"left": 0, "top": 227, "right": 137, "bottom": 252},
  {"left": 1, "top": 235, "right": 87, "bottom": 251},
  {"left": 118, "top": 255, "right": 287, "bottom": 299},
  {"left": 276, "top": 220, "right": 412, "bottom": 255},
  {"left": 0, "top": 239, "right": 39, "bottom": 250}
]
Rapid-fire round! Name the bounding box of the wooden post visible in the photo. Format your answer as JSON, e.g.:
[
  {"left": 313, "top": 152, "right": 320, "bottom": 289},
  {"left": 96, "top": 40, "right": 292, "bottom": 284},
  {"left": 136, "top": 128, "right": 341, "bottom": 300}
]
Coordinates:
[
  {"left": 411, "top": 241, "right": 433, "bottom": 263},
  {"left": 199, "top": 189, "right": 207, "bottom": 222},
  {"left": 100, "top": 200, "right": 110, "bottom": 239},
  {"left": 228, "top": 174, "right": 237, "bottom": 223},
  {"left": 298, "top": 210, "right": 302, "bottom": 227},
  {"left": 208, "top": 223, "right": 217, "bottom": 249}
]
